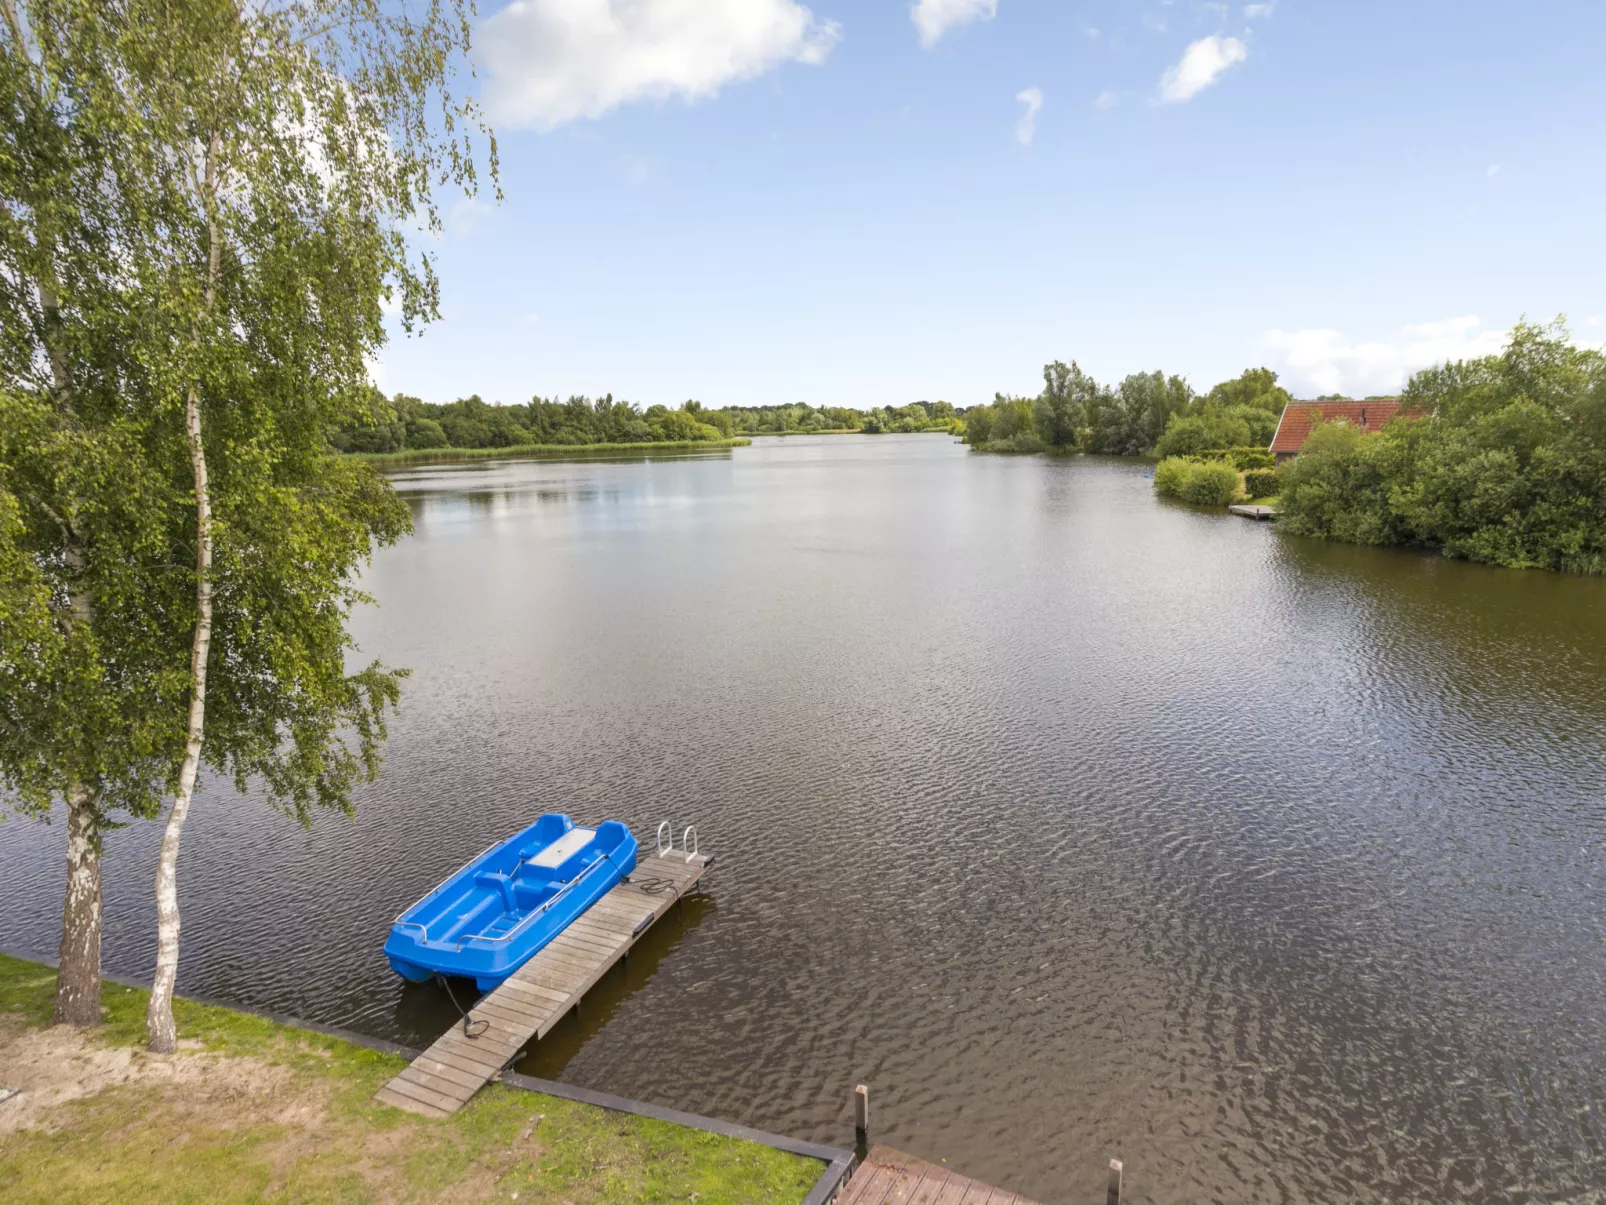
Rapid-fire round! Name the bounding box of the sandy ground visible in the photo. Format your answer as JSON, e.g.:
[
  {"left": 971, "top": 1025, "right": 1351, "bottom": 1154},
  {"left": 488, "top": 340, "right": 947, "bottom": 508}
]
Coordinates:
[{"left": 0, "top": 1014, "right": 293, "bottom": 1136}]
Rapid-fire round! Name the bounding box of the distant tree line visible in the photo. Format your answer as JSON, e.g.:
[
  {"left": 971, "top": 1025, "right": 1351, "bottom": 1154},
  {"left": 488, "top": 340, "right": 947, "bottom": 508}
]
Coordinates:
[
  {"left": 961, "top": 363, "right": 1293, "bottom": 457},
  {"left": 1278, "top": 322, "right": 1606, "bottom": 573},
  {"left": 330, "top": 395, "right": 962, "bottom": 453}
]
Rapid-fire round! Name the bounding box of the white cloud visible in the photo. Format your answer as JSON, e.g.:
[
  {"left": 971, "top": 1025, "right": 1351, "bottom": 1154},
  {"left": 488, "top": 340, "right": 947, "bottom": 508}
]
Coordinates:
[
  {"left": 1244, "top": 2, "right": 1275, "bottom": 17},
  {"left": 911, "top": 0, "right": 997, "bottom": 48},
  {"left": 1095, "top": 89, "right": 1120, "bottom": 109},
  {"left": 480, "top": 0, "right": 841, "bottom": 129},
  {"left": 520, "top": 312, "right": 542, "bottom": 326},
  {"left": 1263, "top": 316, "right": 1509, "bottom": 397},
  {"left": 1015, "top": 87, "right": 1042, "bottom": 144},
  {"left": 1588, "top": 315, "right": 1604, "bottom": 328},
  {"left": 1159, "top": 35, "right": 1248, "bottom": 102},
  {"left": 1084, "top": 25, "right": 1101, "bottom": 38},
  {"left": 1486, "top": 163, "right": 1501, "bottom": 178},
  {"left": 447, "top": 196, "right": 494, "bottom": 236}
]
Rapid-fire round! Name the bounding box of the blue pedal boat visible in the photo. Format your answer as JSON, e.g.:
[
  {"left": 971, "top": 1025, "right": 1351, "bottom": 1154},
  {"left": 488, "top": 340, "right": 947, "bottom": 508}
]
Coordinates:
[{"left": 385, "top": 814, "right": 638, "bottom": 991}]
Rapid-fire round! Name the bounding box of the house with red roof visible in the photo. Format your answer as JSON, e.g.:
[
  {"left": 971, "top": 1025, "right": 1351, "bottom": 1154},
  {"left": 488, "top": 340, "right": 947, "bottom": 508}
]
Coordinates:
[{"left": 1269, "top": 399, "right": 1409, "bottom": 465}]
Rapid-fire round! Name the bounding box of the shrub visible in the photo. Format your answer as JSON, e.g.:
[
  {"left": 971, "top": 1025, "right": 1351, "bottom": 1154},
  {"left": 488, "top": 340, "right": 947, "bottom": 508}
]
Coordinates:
[
  {"left": 1225, "top": 446, "right": 1275, "bottom": 470},
  {"left": 1155, "top": 411, "right": 1252, "bottom": 457},
  {"left": 1152, "top": 457, "right": 1193, "bottom": 497},
  {"left": 1179, "top": 459, "right": 1242, "bottom": 506},
  {"left": 1242, "top": 468, "right": 1280, "bottom": 499},
  {"left": 1153, "top": 457, "right": 1242, "bottom": 507}
]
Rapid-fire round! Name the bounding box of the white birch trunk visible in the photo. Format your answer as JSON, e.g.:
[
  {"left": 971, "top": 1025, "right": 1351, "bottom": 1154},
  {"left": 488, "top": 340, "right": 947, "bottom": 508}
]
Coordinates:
[
  {"left": 53, "top": 782, "right": 102, "bottom": 1026},
  {"left": 147, "top": 134, "right": 221, "bottom": 1054},
  {"left": 146, "top": 376, "right": 213, "bottom": 1054}
]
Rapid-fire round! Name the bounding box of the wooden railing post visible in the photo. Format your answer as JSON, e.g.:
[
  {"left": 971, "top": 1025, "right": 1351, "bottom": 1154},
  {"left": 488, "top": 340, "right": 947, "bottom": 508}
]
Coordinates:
[
  {"left": 853, "top": 1084, "right": 870, "bottom": 1159},
  {"left": 1106, "top": 1158, "right": 1123, "bottom": 1205}
]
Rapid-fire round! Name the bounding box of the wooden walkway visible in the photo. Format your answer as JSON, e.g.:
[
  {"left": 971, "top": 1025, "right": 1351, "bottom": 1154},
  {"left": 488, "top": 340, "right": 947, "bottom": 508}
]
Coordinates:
[
  {"left": 1228, "top": 503, "right": 1278, "bottom": 521},
  {"left": 377, "top": 851, "right": 707, "bottom": 1118},
  {"left": 838, "top": 1146, "right": 1044, "bottom": 1205}
]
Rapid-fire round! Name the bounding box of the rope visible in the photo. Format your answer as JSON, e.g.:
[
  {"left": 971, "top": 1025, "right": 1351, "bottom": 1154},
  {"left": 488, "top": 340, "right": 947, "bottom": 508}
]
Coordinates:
[{"left": 435, "top": 974, "right": 489, "bottom": 1039}]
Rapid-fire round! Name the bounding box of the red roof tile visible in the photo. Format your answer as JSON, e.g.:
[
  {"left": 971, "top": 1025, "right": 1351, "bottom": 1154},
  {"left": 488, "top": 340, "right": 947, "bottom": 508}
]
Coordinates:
[{"left": 1269, "top": 400, "right": 1412, "bottom": 455}]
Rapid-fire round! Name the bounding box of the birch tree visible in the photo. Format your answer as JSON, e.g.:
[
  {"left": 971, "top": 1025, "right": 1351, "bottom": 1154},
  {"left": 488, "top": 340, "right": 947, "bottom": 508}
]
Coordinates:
[{"left": 0, "top": 0, "right": 494, "bottom": 1045}]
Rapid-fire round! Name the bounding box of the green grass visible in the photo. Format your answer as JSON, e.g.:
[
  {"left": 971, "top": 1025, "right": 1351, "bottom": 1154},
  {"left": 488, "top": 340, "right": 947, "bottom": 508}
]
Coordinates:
[
  {"left": 0, "top": 954, "right": 819, "bottom": 1205},
  {"left": 348, "top": 439, "right": 751, "bottom": 467},
  {"left": 1246, "top": 493, "right": 1281, "bottom": 507}
]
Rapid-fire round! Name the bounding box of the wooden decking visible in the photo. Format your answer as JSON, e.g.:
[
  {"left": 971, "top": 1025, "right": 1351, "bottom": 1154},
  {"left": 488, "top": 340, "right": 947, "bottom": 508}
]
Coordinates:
[
  {"left": 838, "top": 1146, "right": 1044, "bottom": 1205},
  {"left": 1228, "top": 504, "right": 1278, "bottom": 521},
  {"left": 376, "top": 850, "right": 708, "bottom": 1118}
]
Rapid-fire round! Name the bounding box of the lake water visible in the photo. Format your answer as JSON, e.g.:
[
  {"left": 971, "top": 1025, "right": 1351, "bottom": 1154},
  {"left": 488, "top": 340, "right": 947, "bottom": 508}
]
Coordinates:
[{"left": 4, "top": 434, "right": 1605, "bottom": 1203}]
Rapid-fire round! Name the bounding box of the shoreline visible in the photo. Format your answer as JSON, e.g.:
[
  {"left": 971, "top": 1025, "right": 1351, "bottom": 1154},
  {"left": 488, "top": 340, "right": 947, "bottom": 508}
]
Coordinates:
[
  {"left": 349, "top": 437, "right": 752, "bottom": 467},
  {"left": 0, "top": 951, "right": 846, "bottom": 1204}
]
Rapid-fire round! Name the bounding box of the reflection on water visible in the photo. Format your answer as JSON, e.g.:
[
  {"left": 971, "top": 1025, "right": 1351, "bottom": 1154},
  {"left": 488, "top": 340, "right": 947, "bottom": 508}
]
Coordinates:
[{"left": 2, "top": 434, "right": 1604, "bottom": 1203}]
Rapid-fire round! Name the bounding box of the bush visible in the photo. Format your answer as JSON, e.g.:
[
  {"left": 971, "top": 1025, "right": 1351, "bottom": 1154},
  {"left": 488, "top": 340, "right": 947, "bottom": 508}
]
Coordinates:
[
  {"left": 1153, "top": 457, "right": 1242, "bottom": 507},
  {"left": 1152, "top": 457, "right": 1192, "bottom": 497},
  {"left": 1242, "top": 468, "right": 1280, "bottom": 499},
  {"left": 1155, "top": 411, "right": 1252, "bottom": 457},
  {"left": 1206, "top": 446, "right": 1275, "bottom": 470}
]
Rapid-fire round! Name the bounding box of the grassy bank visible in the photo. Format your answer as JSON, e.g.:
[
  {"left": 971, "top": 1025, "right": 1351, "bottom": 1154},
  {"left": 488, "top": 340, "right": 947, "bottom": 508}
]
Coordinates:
[
  {"left": 349, "top": 439, "right": 751, "bottom": 467},
  {"left": 0, "top": 954, "right": 817, "bottom": 1204}
]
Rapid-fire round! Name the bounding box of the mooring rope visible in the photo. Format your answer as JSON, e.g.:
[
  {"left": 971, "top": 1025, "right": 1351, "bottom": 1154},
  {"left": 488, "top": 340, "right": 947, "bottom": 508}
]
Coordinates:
[{"left": 435, "top": 973, "right": 490, "bottom": 1039}]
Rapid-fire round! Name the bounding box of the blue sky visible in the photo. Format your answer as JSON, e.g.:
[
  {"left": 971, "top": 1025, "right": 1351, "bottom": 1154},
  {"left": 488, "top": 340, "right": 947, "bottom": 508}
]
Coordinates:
[{"left": 375, "top": 0, "right": 1606, "bottom": 409}]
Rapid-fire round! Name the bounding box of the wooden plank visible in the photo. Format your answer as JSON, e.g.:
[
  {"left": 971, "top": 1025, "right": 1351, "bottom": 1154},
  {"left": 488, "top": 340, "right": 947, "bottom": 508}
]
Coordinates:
[
  {"left": 471, "top": 999, "right": 545, "bottom": 1029},
  {"left": 526, "top": 945, "right": 605, "bottom": 976},
  {"left": 375, "top": 1084, "right": 449, "bottom": 1118},
  {"left": 493, "top": 978, "right": 573, "bottom": 1008},
  {"left": 585, "top": 900, "right": 654, "bottom": 927},
  {"left": 408, "top": 1055, "right": 490, "bottom": 1092},
  {"left": 565, "top": 919, "right": 632, "bottom": 951},
  {"left": 395, "top": 1073, "right": 475, "bottom": 1111},
  {"left": 547, "top": 924, "right": 621, "bottom": 951},
  {"left": 380, "top": 1073, "right": 462, "bottom": 1116},
  {"left": 910, "top": 1168, "right": 954, "bottom": 1205},
  {"left": 511, "top": 958, "right": 590, "bottom": 989},
  {"left": 491, "top": 978, "right": 568, "bottom": 1008},
  {"left": 852, "top": 1149, "right": 919, "bottom": 1205},
  {"left": 955, "top": 1184, "right": 997, "bottom": 1205},
  {"left": 839, "top": 1164, "right": 902, "bottom": 1205},
  {"left": 930, "top": 1174, "right": 976, "bottom": 1205},
  {"left": 547, "top": 930, "right": 622, "bottom": 959},
  {"left": 430, "top": 1034, "right": 514, "bottom": 1073},
  {"left": 473, "top": 989, "right": 547, "bottom": 1018}
]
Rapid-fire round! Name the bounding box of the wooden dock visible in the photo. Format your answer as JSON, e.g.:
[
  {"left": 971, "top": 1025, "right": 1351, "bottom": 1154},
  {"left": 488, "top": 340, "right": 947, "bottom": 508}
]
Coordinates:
[
  {"left": 1228, "top": 503, "right": 1278, "bottom": 521},
  {"left": 377, "top": 849, "right": 708, "bottom": 1118},
  {"left": 838, "top": 1146, "right": 1045, "bottom": 1205}
]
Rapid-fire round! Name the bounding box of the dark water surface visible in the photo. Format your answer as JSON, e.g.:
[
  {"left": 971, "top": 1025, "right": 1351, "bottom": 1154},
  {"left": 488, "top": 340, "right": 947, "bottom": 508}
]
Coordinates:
[{"left": 5, "top": 435, "right": 1606, "bottom": 1203}]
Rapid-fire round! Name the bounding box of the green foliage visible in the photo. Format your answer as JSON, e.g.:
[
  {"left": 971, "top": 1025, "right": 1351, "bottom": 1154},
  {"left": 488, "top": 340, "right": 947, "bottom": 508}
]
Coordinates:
[
  {"left": 1201, "top": 446, "right": 1276, "bottom": 470},
  {"left": 351, "top": 439, "right": 751, "bottom": 467},
  {"left": 1085, "top": 370, "right": 1194, "bottom": 456},
  {"left": 1153, "top": 458, "right": 1242, "bottom": 507},
  {"left": 962, "top": 394, "right": 1043, "bottom": 452},
  {"left": 1279, "top": 321, "right": 1606, "bottom": 572},
  {"left": 1276, "top": 420, "right": 1414, "bottom": 545},
  {"left": 329, "top": 395, "right": 963, "bottom": 450},
  {"left": 1204, "top": 367, "right": 1293, "bottom": 414},
  {"left": 0, "top": 0, "right": 492, "bottom": 828},
  {"left": 1154, "top": 410, "right": 1253, "bottom": 457},
  {"left": 1242, "top": 468, "right": 1281, "bottom": 500}
]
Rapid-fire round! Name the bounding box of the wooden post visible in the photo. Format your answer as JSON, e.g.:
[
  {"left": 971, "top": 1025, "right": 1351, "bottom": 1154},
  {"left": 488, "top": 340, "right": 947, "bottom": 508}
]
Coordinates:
[
  {"left": 1106, "top": 1158, "right": 1123, "bottom": 1205},
  {"left": 853, "top": 1084, "right": 870, "bottom": 1158}
]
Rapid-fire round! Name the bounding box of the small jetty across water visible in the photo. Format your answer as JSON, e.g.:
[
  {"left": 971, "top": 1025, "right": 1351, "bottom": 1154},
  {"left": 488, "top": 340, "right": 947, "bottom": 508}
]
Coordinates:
[
  {"left": 839, "top": 1146, "right": 1048, "bottom": 1205},
  {"left": 377, "top": 845, "right": 707, "bottom": 1118},
  {"left": 1228, "top": 504, "right": 1278, "bottom": 521}
]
